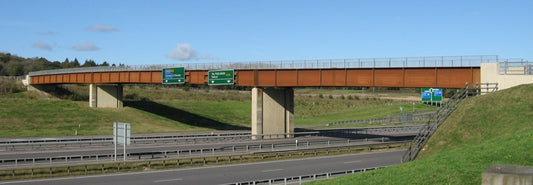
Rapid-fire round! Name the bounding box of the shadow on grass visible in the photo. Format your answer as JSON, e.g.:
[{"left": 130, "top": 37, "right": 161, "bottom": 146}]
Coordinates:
[{"left": 124, "top": 100, "right": 249, "bottom": 130}]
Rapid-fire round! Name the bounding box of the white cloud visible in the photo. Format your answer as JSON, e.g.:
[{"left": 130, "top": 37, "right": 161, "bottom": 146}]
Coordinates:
[
  {"left": 72, "top": 42, "right": 100, "bottom": 51},
  {"left": 86, "top": 24, "right": 118, "bottom": 32},
  {"left": 166, "top": 43, "right": 198, "bottom": 61},
  {"left": 32, "top": 41, "right": 52, "bottom": 51}
]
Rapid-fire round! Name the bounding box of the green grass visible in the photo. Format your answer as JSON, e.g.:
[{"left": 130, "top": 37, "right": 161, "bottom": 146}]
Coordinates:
[
  {"left": 0, "top": 86, "right": 433, "bottom": 137},
  {"left": 308, "top": 84, "right": 533, "bottom": 185}
]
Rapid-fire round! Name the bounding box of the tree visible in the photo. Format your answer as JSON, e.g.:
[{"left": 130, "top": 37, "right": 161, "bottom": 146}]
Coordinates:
[
  {"left": 101, "top": 61, "right": 109, "bottom": 66},
  {"left": 61, "top": 58, "right": 70, "bottom": 68},
  {"left": 82, "top": 60, "right": 97, "bottom": 67},
  {"left": 0, "top": 52, "right": 10, "bottom": 63},
  {"left": 72, "top": 58, "right": 80, "bottom": 67},
  {"left": 5, "top": 61, "right": 24, "bottom": 76}
]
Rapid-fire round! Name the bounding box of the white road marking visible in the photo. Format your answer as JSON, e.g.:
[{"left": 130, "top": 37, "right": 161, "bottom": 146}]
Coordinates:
[
  {"left": 343, "top": 160, "right": 361, "bottom": 164},
  {"left": 0, "top": 150, "right": 404, "bottom": 185},
  {"left": 154, "top": 178, "right": 183, "bottom": 183},
  {"left": 262, "top": 169, "right": 283, "bottom": 173}
]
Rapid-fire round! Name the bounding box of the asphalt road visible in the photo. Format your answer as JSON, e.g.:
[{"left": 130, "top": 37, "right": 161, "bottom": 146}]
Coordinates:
[
  {"left": 0, "top": 150, "right": 405, "bottom": 185},
  {"left": 0, "top": 136, "right": 408, "bottom": 160}
]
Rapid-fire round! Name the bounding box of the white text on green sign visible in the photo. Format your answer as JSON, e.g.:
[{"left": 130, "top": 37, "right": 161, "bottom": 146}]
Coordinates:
[
  {"left": 208, "top": 70, "right": 234, "bottom": 85},
  {"left": 162, "top": 67, "right": 185, "bottom": 84}
]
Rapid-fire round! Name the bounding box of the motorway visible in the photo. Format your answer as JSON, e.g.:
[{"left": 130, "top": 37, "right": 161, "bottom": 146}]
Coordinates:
[
  {"left": 0, "top": 126, "right": 420, "bottom": 167},
  {"left": 0, "top": 136, "right": 410, "bottom": 167},
  {"left": 0, "top": 150, "right": 405, "bottom": 185}
]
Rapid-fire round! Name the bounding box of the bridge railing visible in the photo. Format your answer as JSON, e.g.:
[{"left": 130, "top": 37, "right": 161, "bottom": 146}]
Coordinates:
[
  {"left": 499, "top": 60, "right": 532, "bottom": 75},
  {"left": 28, "top": 55, "right": 498, "bottom": 76}
]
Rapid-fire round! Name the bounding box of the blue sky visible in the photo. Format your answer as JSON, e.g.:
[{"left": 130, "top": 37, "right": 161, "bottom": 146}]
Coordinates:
[{"left": 1, "top": 0, "right": 531, "bottom": 65}]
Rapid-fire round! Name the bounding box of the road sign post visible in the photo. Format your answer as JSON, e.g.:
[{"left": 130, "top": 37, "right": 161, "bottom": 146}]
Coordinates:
[
  {"left": 162, "top": 67, "right": 185, "bottom": 84},
  {"left": 113, "top": 122, "right": 130, "bottom": 161},
  {"left": 208, "top": 70, "right": 234, "bottom": 85}
]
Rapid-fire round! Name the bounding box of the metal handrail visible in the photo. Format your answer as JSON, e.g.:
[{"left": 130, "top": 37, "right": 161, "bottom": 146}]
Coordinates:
[
  {"left": 499, "top": 61, "right": 532, "bottom": 75},
  {"left": 28, "top": 55, "right": 499, "bottom": 76},
  {"left": 402, "top": 83, "right": 472, "bottom": 162}
]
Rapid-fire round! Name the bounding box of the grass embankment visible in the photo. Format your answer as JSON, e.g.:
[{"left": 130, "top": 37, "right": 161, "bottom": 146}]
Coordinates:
[
  {"left": 0, "top": 85, "right": 434, "bottom": 137},
  {"left": 309, "top": 84, "right": 533, "bottom": 185}
]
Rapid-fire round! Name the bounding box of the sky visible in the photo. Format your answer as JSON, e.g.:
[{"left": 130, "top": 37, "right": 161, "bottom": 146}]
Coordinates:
[{"left": 1, "top": 0, "right": 532, "bottom": 65}]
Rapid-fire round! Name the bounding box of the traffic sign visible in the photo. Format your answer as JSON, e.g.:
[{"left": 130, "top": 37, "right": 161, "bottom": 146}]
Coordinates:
[
  {"left": 421, "top": 88, "right": 443, "bottom": 102},
  {"left": 208, "top": 70, "right": 234, "bottom": 85},
  {"left": 113, "top": 122, "right": 130, "bottom": 145},
  {"left": 162, "top": 67, "right": 185, "bottom": 84}
]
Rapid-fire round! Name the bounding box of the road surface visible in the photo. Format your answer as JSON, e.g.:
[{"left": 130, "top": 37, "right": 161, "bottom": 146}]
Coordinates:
[{"left": 0, "top": 150, "right": 404, "bottom": 185}]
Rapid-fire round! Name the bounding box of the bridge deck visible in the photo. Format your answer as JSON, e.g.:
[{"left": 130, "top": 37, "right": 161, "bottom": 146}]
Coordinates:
[{"left": 30, "top": 67, "right": 480, "bottom": 88}]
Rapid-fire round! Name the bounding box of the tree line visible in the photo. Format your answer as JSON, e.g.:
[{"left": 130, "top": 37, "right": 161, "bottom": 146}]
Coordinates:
[{"left": 0, "top": 52, "right": 121, "bottom": 76}]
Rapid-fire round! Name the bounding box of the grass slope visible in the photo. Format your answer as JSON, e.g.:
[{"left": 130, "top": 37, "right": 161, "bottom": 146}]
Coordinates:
[
  {"left": 0, "top": 86, "right": 434, "bottom": 137},
  {"left": 309, "top": 84, "right": 533, "bottom": 185}
]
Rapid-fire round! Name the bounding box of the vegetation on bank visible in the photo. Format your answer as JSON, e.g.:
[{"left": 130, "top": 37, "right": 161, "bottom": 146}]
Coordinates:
[
  {"left": 0, "top": 85, "right": 434, "bottom": 137},
  {"left": 309, "top": 84, "right": 533, "bottom": 185}
]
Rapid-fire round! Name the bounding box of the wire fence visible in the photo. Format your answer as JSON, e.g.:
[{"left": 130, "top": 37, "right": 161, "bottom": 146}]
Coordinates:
[{"left": 28, "top": 55, "right": 499, "bottom": 76}]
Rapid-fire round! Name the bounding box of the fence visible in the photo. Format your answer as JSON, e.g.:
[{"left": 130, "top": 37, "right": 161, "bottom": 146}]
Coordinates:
[
  {"left": 0, "top": 137, "right": 407, "bottom": 167},
  {"left": 401, "top": 83, "right": 473, "bottom": 162},
  {"left": 28, "top": 55, "right": 498, "bottom": 76},
  {"left": 499, "top": 61, "right": 532, "bottom": 75},
  {"left": 229, "top": 166, "right": 387, "bottom": 185},
  {"left": 325, "top": 111, "right": 435, "bottom": 127},
  {"left": 0, "top": 126, "right": 421, "bottom": 152},
  {"left": 0, "top": 76, "right": 25, "bottom": 81},
  {"left": 0, "top": 142, "right": 405, "bottom": 180}
]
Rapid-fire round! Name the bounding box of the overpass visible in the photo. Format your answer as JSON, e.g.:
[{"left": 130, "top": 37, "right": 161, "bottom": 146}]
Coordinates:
[{"left": 26, "top": 55, "right": 500, "bottom": 138}]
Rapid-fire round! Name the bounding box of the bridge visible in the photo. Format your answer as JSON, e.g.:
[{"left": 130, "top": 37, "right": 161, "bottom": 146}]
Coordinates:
[{"left": 26, "top": 55, "right": 508, "bottom": 138}]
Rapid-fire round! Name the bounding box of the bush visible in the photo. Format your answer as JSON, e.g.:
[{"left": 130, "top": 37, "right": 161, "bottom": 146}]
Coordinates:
[{"left": 0, "top": 79, "right": 25, "bottom": 95}]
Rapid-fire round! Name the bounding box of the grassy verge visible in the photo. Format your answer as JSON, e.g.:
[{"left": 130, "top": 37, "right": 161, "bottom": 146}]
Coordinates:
[
  {"left": 308, "top": 84, "right": 533, "bottom": 185},
  {"left": 0, "top": 86, "right": 433, "bottom": 137}
]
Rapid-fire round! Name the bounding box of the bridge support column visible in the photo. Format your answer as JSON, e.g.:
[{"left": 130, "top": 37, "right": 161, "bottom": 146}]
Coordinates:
[
  {"left": 89, "top": 84, "right": 123, "bottom": 108},
  {"left": 89, "top": 84, "right": 97, "bottom": 107},
  {"left": 251, "top": 87, "right": 294, "bottom": 139}
]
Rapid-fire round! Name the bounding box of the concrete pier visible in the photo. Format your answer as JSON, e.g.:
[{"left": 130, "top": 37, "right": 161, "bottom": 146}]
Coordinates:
[
  {"left": 251, "top": 87, "right": 294, "bottom": 139},
  {"left": 89, "top": 84, "right": 123, "bottom": 108}
]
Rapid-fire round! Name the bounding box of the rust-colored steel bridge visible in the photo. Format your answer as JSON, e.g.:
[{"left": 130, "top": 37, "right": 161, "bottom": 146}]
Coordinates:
[
  {"left": 30, "top": 67, "right": 479, "bottom": 88},
  {"left": 27, "top": 55, "right": 498, "bottom": 138},
  {"left": 28, "top": 55, "right": 498, "bottom": 88}
]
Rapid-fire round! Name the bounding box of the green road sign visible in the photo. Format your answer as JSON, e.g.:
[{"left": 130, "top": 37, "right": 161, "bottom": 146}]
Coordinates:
[
  {"left": 421, "top": 88, "right": 443, "bottom": 102},
  {"left": 162, "top": 67, "right": 185, "bottom": 84},
  {"left": 208, "top": 70, "right": 234, "bottom": 85}
]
